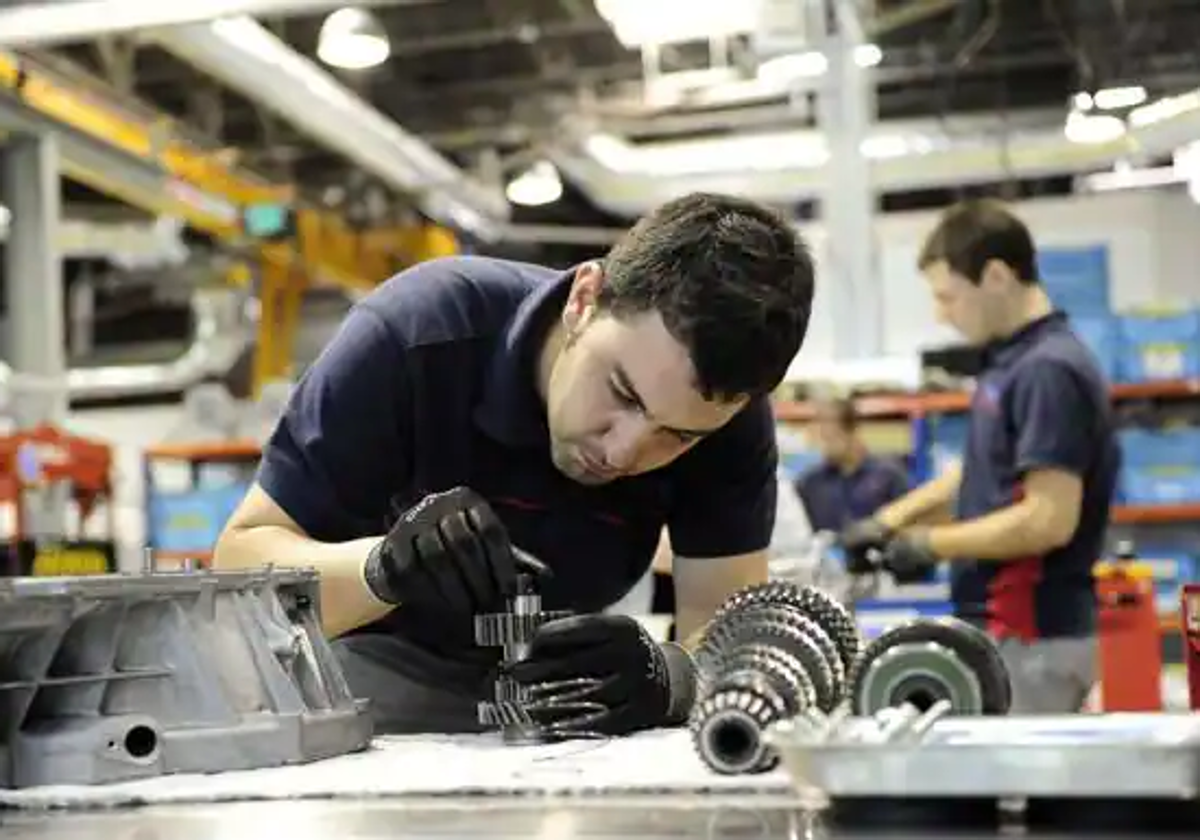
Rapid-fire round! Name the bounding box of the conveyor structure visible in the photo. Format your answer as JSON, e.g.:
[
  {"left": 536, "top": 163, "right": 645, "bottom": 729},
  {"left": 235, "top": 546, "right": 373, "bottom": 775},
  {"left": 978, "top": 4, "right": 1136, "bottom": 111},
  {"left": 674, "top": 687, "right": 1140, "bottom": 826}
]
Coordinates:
[
  {"left": 0, "top": 568, "right": 372, "bottom": 789},
  {"left": 0, "top": 49, "right": 458, "bottom": 393}
]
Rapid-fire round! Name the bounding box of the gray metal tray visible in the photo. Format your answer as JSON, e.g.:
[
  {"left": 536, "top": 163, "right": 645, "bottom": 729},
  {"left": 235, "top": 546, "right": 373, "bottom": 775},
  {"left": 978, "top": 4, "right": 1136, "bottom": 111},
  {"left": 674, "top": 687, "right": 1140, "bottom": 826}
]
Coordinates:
[
  {"left": 0, "top": 568, "right": 373, "bottom": 788},
  {"left": 769, "top": 703, "right": 1200, "bottom": 799}
]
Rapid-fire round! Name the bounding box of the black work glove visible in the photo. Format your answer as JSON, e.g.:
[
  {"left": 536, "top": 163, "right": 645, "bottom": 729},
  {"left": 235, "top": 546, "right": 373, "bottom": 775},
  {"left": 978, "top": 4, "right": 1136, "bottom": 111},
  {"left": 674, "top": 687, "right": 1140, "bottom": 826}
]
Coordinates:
[
  {"left": 508, "top": 615, "right": 697, "bottom": 738},
  {"left": 363, "top": 486, "right": 523, "bottom": 619},
  {"left": 881, "top": 530, "right": 940, "bottom": 584},
  {"left": 839, "top": 517, "right": 893, "bottom": 575}
]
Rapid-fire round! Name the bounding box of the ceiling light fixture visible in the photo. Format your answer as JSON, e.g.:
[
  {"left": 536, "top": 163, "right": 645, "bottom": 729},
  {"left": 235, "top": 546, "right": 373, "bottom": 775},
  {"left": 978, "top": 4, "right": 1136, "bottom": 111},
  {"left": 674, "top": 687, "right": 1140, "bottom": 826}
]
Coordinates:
[
  {"left": 316, "top": 8, "right": 390, "bottom": 70},
  {"left": 1092, "top": 85, "right": 1148, "bottom": 111},
  {"left": 593, "top": 0, "right": 762, "bottom": 47},
  {"left": 1063, "top": 110, "right": 1127, "bottom": 145},
  {"left": 506, "top": 161, "right": 563, "bottom": 207}
]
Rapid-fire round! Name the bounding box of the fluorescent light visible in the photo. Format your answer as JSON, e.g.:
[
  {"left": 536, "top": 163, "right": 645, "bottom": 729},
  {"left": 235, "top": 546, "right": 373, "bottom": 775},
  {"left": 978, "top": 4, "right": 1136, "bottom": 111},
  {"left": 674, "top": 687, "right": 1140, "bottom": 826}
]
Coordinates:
[
  {"left": 593, "top": 0, "right": 762, "bottom": 47},
  {"left": 853, "top": 43, "right": 882, "bottom": 68},
  {"left": 506, "top": 161, "right": 563, "bottom": 206},
  {"left": 1063, "top": 110, "right": 1126, "bottom": 145},
  {"left": 1093, "top": 85, "right": 1148, "bottom": 110},
  {"left": 1072, "top": 92, "right": 1093, "bottom": 111},
  {"left": 757, "top": 50, "right": 828, "bottom": 84},
  {"left": 1129, "top": 91, "right": 1200, "bottom": 128},
  {"left": 1080, "top": 165, "right": 1183, "bottom": 192},
  {"left": 317, "top": 8, "right": 389, "bottom": 70}
]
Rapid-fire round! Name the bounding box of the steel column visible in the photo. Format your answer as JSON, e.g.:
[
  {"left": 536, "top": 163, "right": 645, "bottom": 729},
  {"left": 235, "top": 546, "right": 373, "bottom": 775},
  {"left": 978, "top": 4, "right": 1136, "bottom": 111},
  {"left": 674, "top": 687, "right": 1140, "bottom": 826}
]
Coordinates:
[{"left": 816, "top": 2, "right": 882, "bottom": 360}]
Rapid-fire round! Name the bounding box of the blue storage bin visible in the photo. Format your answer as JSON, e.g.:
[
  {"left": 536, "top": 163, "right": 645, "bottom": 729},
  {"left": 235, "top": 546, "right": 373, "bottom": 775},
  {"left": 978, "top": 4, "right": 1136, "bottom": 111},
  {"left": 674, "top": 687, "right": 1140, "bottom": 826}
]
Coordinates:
[
  {"left": 1038, "top": 246, "right": 1110, "bottom": 317},
  {"left": 1071, "top": 316, "right": 1119, "bottom": 381},
  {"left": 1120, "top": 468, "right": 1200, "bottom": 505},
  {"left": 1118, "top": 428, "right": 1200, "bottom": 469},
  {"left": 149, "top": 483, "right": 249, "bottom": 553},
  {"left": 1116, "top": 310, "right": 1200, "bottom": 381}
]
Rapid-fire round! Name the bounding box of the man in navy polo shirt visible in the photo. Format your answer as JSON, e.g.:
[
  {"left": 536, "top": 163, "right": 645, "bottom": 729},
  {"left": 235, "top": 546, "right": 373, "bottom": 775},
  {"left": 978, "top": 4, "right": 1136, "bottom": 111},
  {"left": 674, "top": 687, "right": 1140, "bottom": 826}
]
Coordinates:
[
  {"left": 842, "top": 199, "right": 1119, "bottom": 714},
  {"left": 795, "top": 396, "right": 909, "bottom": 534},
  {"left": 213, "top": 193, "right": 815, "bottom": 736}
]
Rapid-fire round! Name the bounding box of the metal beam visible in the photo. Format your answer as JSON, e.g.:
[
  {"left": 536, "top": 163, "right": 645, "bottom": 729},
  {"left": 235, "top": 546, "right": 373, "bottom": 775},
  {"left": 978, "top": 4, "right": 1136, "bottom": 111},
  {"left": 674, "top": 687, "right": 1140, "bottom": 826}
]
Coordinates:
[{"left": 0, "top": 0, "right": 412, "bottom": 48}]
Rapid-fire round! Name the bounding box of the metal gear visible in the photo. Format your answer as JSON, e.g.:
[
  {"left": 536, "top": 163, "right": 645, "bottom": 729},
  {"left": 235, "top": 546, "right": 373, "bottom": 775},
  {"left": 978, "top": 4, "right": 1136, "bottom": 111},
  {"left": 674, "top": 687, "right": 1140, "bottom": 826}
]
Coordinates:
[
  {"left": 688, "top": 582, "right": 852, "bottom": 775},
  {"left": 474, "top": 572, "right": 571, "bottom": 744},
  {"left": 711, "top": 580, "right": 862, "bottom": 677}
]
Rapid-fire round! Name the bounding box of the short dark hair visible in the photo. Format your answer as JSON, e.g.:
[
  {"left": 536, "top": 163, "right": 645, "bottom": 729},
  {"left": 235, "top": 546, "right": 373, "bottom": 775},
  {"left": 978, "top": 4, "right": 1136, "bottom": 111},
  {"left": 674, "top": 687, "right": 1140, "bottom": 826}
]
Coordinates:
[
  {"left": 917, "top": 198, "right": 1039, "bottom": 285},
  {"left": 597, "top": 192, "right": 814, "bottom": 401},
  {"left": 814, "top": 395, "right": 857, "bottom": 431}
]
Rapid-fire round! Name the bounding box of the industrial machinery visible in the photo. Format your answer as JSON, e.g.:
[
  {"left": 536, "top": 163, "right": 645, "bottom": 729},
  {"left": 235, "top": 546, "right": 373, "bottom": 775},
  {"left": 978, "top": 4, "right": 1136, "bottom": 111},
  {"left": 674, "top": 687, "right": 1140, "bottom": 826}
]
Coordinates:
[
  {"left": 0, "top": 567, "right": 372, "bottom": 788},
  {"left": 848, "top": 616, "right": 1012, "bottom": 716},
  {"left": 474, "top": 569, "right": 570, "bottom": 744},
  {"left": 687, "top": 581, "right": 861, "bottom": 775}
]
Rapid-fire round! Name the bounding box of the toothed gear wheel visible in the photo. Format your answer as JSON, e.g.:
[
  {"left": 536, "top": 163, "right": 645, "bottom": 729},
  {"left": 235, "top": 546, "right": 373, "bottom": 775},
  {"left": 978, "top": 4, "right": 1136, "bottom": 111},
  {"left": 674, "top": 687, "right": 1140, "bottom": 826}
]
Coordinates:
[
  {"left": 689, "top": 668, "right": 812, "bottom": 775},
  {"left": 473, "top": 610, "right": 570, "bottom": 646},
  {"left": 694, "top": 610, "right": 840, "bottom": 712},
  {"left": 712, "top": 581, "right": 861, "bottom": 675},
  {"left": 709, "top": 644, "right": 816, "bottom": 717},
  {"left": 490, "top": 677, "right": 531, "bottom": 704},
  {"left": 478, "top": 700, "right": 534, "bottom": 726}
]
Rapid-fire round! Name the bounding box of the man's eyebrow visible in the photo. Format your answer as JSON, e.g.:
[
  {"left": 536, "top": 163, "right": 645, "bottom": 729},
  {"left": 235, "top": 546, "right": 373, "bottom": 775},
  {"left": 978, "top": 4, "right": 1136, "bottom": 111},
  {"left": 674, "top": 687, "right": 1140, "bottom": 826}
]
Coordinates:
[{"left": 612, "top": 364, "right": 721, "bottom": 438}]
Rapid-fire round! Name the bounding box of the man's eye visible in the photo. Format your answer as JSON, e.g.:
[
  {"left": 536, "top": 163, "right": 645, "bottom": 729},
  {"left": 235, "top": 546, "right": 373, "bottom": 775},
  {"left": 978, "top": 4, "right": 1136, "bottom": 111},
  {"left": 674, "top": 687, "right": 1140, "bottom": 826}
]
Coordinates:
[{"left": 610, "top": 383, "right": 638, "bottom": 407}]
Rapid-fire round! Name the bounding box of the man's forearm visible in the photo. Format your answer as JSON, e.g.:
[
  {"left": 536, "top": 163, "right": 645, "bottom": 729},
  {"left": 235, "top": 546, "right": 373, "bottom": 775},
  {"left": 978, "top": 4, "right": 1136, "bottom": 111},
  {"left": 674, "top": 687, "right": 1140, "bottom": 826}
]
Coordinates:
[
  {"left": 926, "top": 499, "right": 1068, "bottom": 561},
  {"left": 213, "top": 526, "right": 392, "bottom": 638},
  {"left": 877, "top": 465, "right": 961, "bottom": 530}
]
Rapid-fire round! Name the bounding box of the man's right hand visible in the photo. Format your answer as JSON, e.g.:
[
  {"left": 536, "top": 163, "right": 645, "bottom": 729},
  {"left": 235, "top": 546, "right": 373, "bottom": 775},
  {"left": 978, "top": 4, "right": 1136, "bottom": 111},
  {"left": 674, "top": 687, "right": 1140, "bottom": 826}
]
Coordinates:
[
  {"left": 839, "top": 518, "right": 893, "bottom": 574},
  {"left": 362, "top": 487, "right": 520, "bottom": 618}
]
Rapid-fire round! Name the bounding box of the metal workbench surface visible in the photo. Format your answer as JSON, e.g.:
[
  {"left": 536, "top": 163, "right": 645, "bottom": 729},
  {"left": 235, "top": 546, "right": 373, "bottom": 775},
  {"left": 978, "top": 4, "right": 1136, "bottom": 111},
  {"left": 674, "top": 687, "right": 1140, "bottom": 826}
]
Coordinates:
[{"left": 0, "top": 796, "right": 1191, "bottom": 839}]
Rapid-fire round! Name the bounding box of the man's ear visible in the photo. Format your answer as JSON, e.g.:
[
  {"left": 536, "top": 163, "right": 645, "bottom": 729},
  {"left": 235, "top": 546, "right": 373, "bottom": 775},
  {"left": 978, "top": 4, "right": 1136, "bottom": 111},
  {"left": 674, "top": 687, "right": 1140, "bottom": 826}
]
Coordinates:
[
  {"left": 980, "top": 258, "right": 1016, "bottom": 291},
  {"left": 563, "top": 261, "right": 605, "bottom": 331}
]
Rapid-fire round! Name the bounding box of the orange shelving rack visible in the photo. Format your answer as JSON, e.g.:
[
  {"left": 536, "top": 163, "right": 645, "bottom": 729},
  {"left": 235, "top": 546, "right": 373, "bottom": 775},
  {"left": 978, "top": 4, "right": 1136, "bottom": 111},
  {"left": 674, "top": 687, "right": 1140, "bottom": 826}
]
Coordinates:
[
  {"left": 0, "top": 423, "right": 116, "bottom": 577},
  {"left": 143, "top": 439, "right": 262, "bottom": 569}
]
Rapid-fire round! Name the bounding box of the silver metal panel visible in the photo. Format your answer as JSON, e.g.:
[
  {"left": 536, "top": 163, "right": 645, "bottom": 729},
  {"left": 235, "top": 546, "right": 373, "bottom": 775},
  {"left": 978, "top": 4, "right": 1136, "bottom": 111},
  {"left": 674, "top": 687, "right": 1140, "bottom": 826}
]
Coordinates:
[{"left": 771, "top": 711, "right": 1200, "bottom": 799}]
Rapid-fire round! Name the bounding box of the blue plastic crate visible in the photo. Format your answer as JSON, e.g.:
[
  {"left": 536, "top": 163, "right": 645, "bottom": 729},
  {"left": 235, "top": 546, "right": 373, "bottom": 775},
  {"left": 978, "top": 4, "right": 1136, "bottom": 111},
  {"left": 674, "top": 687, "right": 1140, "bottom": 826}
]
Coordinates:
[
  {"left": 149, "top": 483, "right": 249, "bottom": 553},
  {"left": 1071, "top": 316, "right": 1119, "bottom": 381},
  {"left": 1120, "top": 467, "right": 1200, "bottom": 505},
  {"left": 1116, "top": 310, "right": 1200, "bottom": 382},
  {"left": 1037, "top": 246, "right": 1111, "bottom": 317},
  {"left": 1118, "top": 427, "right": 1200, "bottom": 470}
]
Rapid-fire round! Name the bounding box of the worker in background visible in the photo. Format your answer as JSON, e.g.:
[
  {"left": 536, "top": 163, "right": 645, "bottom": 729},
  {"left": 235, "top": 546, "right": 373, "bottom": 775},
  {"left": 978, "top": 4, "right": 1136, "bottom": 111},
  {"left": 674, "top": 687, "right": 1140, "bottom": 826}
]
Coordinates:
[
  {"left": 842, "top": 199, "right": 1120, "bottom": 714},
  {"left": 794, "top": 396, "right": 909, "bottom": 535},
  {"left": 212, "top": 192, "right": 815, "bottom": 737}
]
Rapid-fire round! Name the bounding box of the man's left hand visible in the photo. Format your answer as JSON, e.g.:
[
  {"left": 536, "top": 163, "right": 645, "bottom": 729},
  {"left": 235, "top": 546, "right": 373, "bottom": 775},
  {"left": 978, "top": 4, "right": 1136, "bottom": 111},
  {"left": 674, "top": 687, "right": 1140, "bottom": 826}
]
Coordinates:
[
  {"left": 881, "top": 529, "right": 941, "bottom": 583},
  {"left": 508, "top": 615, "right": 696, "bottom": 737}
]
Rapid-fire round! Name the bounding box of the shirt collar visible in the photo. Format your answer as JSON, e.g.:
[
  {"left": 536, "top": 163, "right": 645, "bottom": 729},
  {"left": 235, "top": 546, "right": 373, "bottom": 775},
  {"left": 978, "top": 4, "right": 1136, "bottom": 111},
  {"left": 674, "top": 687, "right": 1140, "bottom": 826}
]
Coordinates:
[
  {"left": 473, "top": 268, "right": 574, "bottom": 448},
  {"left": 984, "top": 310, "right": 1067, "bottom": 368}
]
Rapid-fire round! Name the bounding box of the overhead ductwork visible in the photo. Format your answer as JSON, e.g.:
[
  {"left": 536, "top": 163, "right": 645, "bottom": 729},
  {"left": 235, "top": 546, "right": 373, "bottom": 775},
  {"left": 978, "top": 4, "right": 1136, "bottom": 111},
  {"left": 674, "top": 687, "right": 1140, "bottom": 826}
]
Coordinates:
[
  {"left": 146, "top": 18, "right": 509, "bottom": 240},
  {"left": 551, "top": 90, "right": 1200, "bottom": 216},
  {"left": 0, "top": 289, "right": 252, "bottom": 408}
]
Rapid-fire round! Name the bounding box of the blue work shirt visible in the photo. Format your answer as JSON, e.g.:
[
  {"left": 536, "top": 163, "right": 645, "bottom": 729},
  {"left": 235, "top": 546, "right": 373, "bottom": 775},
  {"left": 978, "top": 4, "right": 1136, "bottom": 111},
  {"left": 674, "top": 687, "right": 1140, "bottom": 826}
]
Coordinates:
[
  {"left": 256, "top": 256, "right": 778, "bottom": 684},
  {"left": 952, "top": 311, "right": 1119, "bottom": 640},
  {"left": 794, "top": 457, "right": 908, "bottom": 534}
]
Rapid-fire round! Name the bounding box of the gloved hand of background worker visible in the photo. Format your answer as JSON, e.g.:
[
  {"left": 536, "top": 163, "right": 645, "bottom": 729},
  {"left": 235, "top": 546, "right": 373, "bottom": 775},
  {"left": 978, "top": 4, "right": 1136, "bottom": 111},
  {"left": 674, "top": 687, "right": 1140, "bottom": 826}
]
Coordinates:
[
  {"left": 508, "top": 614, "right": 696, "bottom": 738},
  {"left": 880, "top": 529, "right": 941, "bottom": 584},
  {"left": 839, "top": 517, "right": 893, "bottom": 574},
  {"left": 363, "top": 486, "right": 521, "bottom": 620}
]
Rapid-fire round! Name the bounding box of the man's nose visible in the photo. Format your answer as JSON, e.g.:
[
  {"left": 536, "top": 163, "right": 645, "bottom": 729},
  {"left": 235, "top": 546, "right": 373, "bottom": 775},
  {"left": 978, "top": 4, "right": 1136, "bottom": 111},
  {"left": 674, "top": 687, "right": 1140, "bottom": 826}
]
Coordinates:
[{"left": 601, "top": 415, "right": 651, "bottom": 470}]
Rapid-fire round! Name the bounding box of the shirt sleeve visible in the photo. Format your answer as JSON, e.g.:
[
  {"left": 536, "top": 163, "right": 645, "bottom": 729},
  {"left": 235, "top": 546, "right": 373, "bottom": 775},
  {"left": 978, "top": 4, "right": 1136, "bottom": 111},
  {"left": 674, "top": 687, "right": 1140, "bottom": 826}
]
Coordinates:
[
  {"left": 1010, "top": 360, "right": 1096, "bottom": 478},
  {"left": 256, "top": 304, "right": 411, "bottom": 541},
  {"left": 666, "top": 397, "right": 778, "bottom": 558}
]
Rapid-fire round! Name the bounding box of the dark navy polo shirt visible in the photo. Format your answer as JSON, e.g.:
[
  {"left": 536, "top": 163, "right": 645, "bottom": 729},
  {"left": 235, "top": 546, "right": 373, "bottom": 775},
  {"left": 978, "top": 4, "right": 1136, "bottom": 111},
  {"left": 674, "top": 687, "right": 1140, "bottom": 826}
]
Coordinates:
[
  {"left": 256, "top": 255, "right": 778, "bottom": 682},
  {"left": 951, "top": 311, "right": 1119, "bottom": 640},
  {"left": 794, "top": 456, "right": 908, "bottom": 534}
]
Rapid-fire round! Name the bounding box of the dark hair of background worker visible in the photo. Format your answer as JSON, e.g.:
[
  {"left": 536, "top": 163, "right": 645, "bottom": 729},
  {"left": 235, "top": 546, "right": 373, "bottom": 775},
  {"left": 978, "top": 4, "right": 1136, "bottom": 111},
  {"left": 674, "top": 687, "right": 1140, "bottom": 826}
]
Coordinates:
[
  {"left": 793, "top": 395, "right": 908, "bottom": 535},
  {"left": 212, "top": 191, "right": 816, "bottom": 737},
  {"left": 840, "top": 197, "right": 1120, "bottom": 715}
]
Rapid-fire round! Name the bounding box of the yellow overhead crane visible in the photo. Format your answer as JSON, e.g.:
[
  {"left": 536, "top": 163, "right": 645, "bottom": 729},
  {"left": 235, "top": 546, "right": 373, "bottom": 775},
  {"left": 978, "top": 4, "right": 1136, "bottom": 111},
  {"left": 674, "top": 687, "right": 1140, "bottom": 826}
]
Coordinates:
[{"left": 0, "top": 50, "right": 459, "bottom": 394}]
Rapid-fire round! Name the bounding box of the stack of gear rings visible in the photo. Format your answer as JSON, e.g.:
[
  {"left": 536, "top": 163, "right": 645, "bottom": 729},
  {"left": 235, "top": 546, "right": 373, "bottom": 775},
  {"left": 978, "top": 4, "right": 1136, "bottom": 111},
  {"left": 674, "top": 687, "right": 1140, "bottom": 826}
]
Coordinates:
[
  {"left": 474, "top": 573, "right": 571, "bottom": 744},
  {"left": 847, "top": 616, "right": 1012, "bottom": 717},
  {"left": 689, "top": 581, "right": 863, "bottom": 775}
]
